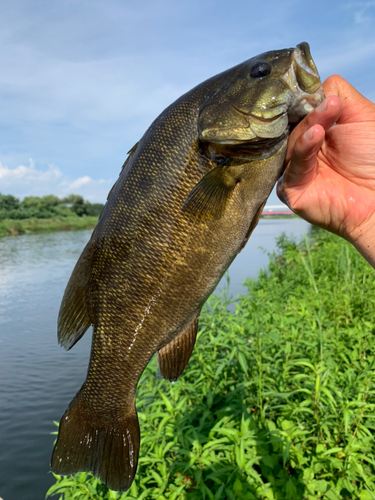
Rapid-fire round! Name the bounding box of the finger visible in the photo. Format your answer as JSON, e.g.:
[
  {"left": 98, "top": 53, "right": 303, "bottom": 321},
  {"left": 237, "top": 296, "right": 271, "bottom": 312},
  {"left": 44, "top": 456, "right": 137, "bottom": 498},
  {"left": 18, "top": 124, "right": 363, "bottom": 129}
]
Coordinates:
[
  {"left": 285, "top": 95, "right": 341, "bottom": 164},
  {"left": 277, "top": 176, "right": 289, "bottom": 206},
  {"left": 278, "top": 124, "right": 325, "bottom": 206},
  {"left": 323, "top": 74, "right": 375, "bottom": 124}
]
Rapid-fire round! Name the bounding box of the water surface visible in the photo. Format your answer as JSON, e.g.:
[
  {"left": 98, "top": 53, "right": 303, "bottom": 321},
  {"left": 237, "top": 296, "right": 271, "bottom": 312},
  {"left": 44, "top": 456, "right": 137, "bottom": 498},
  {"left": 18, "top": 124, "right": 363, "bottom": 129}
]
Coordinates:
[{"left": 0, "top": 218, "right": 309, "bottom": 499}]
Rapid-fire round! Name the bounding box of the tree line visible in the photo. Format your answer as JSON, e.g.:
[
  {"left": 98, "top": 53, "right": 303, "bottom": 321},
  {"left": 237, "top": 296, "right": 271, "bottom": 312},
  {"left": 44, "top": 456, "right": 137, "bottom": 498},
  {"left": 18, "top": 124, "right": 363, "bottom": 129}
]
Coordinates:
[{"left": 0, "top": 193, "right": 104, "bottom": 220}]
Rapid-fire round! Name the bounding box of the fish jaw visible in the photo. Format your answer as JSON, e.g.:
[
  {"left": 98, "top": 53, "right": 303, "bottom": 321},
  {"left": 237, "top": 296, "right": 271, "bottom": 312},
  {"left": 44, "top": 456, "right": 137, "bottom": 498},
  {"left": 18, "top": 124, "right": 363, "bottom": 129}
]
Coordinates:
[{"left": 283, "top": 43, "right": 325, "bottom": 123}]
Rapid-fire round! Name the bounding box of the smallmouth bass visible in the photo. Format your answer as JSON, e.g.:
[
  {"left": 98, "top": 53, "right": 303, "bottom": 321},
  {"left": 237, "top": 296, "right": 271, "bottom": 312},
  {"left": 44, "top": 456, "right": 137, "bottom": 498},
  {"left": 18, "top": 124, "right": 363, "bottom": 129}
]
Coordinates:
[{"left": 52, "top": 42, "right": 324, "bottom": 491}]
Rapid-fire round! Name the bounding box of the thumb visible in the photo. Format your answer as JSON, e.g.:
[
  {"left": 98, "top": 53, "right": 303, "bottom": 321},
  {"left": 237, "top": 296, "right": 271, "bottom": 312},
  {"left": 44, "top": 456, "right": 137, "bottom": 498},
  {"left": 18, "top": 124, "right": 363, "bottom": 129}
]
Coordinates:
[{"left": 323, "top": 75, "right": 375, "bottom": 124}]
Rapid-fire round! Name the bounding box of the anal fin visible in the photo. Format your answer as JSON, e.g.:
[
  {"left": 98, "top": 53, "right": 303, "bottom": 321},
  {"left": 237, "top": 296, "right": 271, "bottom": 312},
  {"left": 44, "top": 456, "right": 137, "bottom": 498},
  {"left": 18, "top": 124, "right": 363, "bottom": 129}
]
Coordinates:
[{"left": 158, "top": 313, "right": 200, "bottom": 381}]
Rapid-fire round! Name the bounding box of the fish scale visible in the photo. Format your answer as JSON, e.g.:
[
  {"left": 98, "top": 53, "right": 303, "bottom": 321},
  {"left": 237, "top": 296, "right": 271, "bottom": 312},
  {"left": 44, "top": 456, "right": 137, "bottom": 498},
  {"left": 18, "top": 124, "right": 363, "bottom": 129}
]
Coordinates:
[{"left": 52, "top": 42, "right": 324, "bottom": 491}]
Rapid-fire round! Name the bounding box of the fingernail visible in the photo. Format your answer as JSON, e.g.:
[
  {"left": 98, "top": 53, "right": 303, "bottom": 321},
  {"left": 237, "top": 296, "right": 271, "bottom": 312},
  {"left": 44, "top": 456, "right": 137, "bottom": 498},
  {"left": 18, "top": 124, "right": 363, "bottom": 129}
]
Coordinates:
[
  {"left": 315, "top": 99, "right": 327, "bottom": 113},
  {"left": 304, "top": 127, "right": 314, "bottom": 141}
]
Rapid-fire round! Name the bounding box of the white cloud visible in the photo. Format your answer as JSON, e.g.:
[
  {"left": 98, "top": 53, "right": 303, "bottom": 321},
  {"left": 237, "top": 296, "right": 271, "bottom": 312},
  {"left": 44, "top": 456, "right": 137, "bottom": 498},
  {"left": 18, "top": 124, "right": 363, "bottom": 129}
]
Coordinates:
[
  {"left": 60, "top": 175, "right": 113, "bottom": 202},
  {"left": 0, "top": 159, "right": 62, "bottom": 182},
  {"left": 0, "top": 159, "right": 112, "bottom": 202},
  {"left": 69, "top": 176, "right": 93, "bottom": 189}
]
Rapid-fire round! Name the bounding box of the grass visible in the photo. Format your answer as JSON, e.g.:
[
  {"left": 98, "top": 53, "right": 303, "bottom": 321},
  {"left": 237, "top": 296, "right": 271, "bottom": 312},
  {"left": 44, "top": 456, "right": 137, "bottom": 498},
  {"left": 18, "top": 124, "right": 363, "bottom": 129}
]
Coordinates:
[
  {"left": 47, "top": 227, "right": 375, "bottom": 500},
  {"left": 0, "top": 215, "right": 98, "bottom": 237}
]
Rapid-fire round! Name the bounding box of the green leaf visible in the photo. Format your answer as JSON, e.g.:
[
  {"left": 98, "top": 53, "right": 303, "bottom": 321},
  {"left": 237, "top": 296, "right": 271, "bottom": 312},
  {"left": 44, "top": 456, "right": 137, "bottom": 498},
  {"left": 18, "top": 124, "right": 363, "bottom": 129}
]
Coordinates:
[
  {"left": 238, "top": 351, "right": 249, "bottom": 373},
  {"left": 285, "top": 478, "right": 297, "bottom": 499},
  {"left": 321, "top": 447, "right": 344, "bottom": 456}
]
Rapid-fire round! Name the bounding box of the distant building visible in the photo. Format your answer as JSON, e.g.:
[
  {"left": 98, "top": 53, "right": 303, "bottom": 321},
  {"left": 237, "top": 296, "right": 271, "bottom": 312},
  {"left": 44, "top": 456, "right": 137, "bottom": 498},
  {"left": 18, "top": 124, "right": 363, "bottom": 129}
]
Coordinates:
[{"left": 262, "top": 205, "right": 294, "bottom": 216}]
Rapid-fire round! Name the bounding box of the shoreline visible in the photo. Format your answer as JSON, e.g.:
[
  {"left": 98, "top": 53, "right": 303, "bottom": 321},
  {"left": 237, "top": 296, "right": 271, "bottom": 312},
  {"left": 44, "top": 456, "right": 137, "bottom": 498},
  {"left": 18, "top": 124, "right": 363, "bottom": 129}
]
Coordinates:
[
  {"left": 0, "top": 214, "right": 299, "bottom": 238},
  {"left": 260, "top": 214, "right": 299, "bottom": 220},
  {"left": 0, "top": 215, "right": 98, "bottom": 238}
]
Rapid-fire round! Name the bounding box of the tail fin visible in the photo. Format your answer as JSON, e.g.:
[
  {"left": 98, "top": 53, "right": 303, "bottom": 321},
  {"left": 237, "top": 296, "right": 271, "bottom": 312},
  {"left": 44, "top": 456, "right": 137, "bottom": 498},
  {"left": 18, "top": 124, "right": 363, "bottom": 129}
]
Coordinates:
[{"left": 51, "top": 397, "right": 140, "bottom": 492}]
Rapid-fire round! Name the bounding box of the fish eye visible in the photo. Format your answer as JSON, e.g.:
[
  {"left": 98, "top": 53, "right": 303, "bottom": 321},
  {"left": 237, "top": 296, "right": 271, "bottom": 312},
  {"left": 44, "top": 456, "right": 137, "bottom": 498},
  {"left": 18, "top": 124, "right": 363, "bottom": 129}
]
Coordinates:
[{"left": 250, "top": 62, "right": 271, "bottom": 78}]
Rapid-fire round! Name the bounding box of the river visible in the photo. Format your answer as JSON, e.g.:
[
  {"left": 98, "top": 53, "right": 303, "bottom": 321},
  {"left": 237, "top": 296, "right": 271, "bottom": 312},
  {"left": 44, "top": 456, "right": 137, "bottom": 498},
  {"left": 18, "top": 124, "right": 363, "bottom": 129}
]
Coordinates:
[{"left": 0, "top": 217, "right": 310, "bottom": 499}]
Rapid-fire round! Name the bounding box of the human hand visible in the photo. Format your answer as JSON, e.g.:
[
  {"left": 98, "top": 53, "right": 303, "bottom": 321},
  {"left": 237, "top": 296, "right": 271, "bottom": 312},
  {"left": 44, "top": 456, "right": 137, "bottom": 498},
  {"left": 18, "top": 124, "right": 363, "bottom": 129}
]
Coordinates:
[{"left": 278, "top": 75, "right": 375, "bottom": 266}]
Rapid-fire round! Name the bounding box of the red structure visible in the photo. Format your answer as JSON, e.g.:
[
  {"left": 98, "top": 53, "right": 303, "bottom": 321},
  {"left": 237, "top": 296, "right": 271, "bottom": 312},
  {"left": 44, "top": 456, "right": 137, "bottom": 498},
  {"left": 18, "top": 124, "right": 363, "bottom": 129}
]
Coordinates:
[{"left": 262, "top": 205, "right": 294, "bottom": 216}]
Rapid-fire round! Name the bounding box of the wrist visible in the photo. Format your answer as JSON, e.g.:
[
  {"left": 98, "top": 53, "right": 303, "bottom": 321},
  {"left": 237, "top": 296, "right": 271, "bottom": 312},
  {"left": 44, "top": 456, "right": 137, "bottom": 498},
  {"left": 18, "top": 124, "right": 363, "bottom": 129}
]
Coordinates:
[{"left": 347, "top": 215, "right": 375, "bottom": 268}]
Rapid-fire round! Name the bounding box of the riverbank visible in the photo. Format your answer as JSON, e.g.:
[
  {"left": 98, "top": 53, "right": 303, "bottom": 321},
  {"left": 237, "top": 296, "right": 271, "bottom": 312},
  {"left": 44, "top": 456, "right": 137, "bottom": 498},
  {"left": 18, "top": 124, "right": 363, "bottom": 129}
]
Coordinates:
[
  {"left": 260, "top": 214, "right": 299, "bottom": 220},
  {"left": 48, "top": 227, "right": 375, "bottom": 500},
  {"left": 0, "top": 214, "right": 297, "bottom": 238},
  {"left": 0, "top": 215, "right": 98, "bottom": 237}
]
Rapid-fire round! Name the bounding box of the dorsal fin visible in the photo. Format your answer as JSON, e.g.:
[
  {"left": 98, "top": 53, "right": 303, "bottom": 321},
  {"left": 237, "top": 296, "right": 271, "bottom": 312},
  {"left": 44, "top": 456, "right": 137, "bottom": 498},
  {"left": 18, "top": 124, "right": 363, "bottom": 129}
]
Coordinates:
[
  {"left": 158, "top": 313, "right": 200, "bottom": 381},
  {"left": 104, "top": 142, "right": 140, "bottom": 202},
  {"left": 57, "top": 240, "right": 94, "bottom": 350},
  {"left": 121, "top": 141, "right": 139, "bottom": 171}
]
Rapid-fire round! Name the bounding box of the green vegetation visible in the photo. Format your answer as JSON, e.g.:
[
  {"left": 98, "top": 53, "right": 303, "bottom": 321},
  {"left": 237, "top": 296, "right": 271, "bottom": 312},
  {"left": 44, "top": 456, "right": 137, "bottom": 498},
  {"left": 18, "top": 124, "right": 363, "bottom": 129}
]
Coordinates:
[
  {"left": 47, "top": 228, "right": 375, "bottom": 500},
  {"left": 0, "top": 215, "right": 99, "bottom": 237},
  {"left": 0, "top": 193, "right": 103, "bottom": 237}
]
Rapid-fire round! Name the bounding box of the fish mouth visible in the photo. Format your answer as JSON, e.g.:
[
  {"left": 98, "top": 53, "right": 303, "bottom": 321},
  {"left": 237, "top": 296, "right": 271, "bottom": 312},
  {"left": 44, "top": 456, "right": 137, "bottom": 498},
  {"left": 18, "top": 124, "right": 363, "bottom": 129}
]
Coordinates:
[{"left": 283, "top": 42, "right": 325, "bottom": 122}]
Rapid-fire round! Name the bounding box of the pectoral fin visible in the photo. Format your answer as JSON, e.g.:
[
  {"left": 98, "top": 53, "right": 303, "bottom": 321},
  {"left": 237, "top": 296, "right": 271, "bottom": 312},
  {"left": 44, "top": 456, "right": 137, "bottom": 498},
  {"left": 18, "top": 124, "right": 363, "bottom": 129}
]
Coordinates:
[
  {"left": 182, "top": 166, "right": 238, "bottom": 221},
  {"left": 158, "top": 313, "right": 200, "bottom": 381}
]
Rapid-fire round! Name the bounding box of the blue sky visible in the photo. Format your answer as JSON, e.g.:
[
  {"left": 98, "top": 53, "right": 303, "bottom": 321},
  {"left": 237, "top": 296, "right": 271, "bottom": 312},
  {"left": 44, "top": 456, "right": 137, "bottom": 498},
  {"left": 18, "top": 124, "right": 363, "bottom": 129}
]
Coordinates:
[{"left": 1, "top": 0, "right": 374, "bottom": 204}]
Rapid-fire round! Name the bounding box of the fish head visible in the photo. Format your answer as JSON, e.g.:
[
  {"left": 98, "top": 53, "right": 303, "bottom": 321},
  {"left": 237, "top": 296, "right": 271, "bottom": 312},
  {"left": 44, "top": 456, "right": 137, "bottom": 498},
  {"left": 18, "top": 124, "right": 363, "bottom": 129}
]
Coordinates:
[{"left": 198, "top": 42, "right": 324, "bottom": 158}]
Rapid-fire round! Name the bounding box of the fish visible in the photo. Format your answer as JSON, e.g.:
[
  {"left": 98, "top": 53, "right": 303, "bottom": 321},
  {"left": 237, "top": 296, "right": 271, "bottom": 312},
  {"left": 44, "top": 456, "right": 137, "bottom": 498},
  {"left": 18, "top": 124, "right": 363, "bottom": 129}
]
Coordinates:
[{"left": 51, "top": 42, "right": 324, "bottom": 491}]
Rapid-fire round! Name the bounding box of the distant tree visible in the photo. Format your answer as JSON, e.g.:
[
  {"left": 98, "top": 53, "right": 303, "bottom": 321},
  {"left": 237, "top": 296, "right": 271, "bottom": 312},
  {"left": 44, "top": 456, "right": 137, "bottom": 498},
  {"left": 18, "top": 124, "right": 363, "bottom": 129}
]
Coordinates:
[
  {"left": 21, "top": 196, "right": 41, "bottom": 209},
  {"left": 0, "top": 192, "right": 104, "bottom": 220},
  {"left": 0, "top": 193, "right": 20, "bottom": 211},
  {"left": 20, "top": 194, "right": 68, "bottom": 218},
  {"left": 85, "top": 202, "right": 104, "bottom": 217},
  {"left": 40, "top": 195, "right": 60, "bottom": 209},
  {"left": 62, "top": 195, "right": 104, "bottom": 217},
  {"left": 62, "top": 194, "right": 87, "bottom": 216}
]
